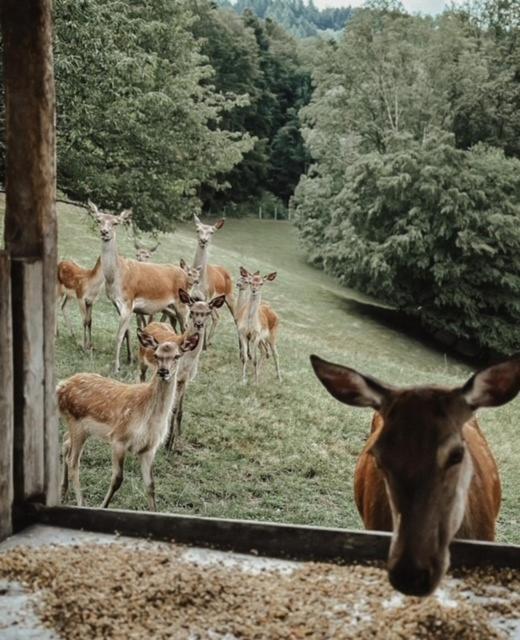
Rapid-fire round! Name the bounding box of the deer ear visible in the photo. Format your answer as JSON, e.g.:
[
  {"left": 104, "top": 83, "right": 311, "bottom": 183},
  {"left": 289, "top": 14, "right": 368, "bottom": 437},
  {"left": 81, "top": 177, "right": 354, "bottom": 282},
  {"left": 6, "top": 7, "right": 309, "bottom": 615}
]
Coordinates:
[
  {"left": 137, "top": 328, "right": 158, "bottom": 350},
  {"left": 87, "top": 200, "right": 101, "bottom": 220},
  {"left": 120, "top": 208, "right": 132, "bottom": 222},
  {"left": 264, "top": 272, "right": 277, "bottom": 282},
  {"left": 209, "top": 294, "right": 226, "bottom": 310},
  {"left": 179, "top": 258, "right": 187, "bottom": 270},
  {"left": 178, "top": 288, "right": 192, "bottom": 305},
  {"left": 181, "top": 333, "right": 200, "bottom": 352},
  {"left": 240, "top": 266, "right": 249, "bottom": 278},
  {"left": 460, "top": 356, "right": 520, "bottom": 409},
  {"left": 193, "top": 214, "right": 202, "bottom": 225},
  {"left": 213, "top": 218, "right": 225, "bottom": 230},
  {"left": 310, "top": 355, "right": 391, "bottom": 409}
]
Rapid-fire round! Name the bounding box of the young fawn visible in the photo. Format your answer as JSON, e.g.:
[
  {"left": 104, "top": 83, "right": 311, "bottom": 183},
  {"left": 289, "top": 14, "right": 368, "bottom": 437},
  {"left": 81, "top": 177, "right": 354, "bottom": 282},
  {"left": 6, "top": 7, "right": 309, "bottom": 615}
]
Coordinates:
[
  {"left": 56, "top": 257, "right": 104, "bottom": 350},
  {"left": 59, "top": 332, "right": 199, "bottom": 510},
  {"left": 237, "top": 269, "right": 281, "bottom": 384},
  {"left": 139, "top": 289, "right": 226, "bottom": 453}
]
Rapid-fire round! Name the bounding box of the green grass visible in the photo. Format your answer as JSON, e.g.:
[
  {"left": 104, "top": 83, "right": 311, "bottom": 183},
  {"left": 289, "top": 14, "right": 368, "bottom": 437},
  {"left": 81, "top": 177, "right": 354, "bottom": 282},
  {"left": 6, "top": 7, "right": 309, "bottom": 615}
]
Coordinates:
[{"left": 1, "top": 197, "right": 519, "bottom": 543}]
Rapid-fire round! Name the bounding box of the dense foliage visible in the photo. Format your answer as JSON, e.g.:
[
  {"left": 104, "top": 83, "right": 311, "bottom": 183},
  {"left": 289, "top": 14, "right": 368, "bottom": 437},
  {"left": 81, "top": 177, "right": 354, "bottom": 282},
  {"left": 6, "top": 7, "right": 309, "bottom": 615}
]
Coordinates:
[
  {"left": 292, "top": 0, "right": 520, "bottom": 354},
  {"left": 53, "top": 0, "right": 254, "bottom": 229},
  {"left": 192, "top": 3, "right": 311, "bottom": 215},
  {"left": 217, "top": 0, "right": 352, "bottom": 38}
]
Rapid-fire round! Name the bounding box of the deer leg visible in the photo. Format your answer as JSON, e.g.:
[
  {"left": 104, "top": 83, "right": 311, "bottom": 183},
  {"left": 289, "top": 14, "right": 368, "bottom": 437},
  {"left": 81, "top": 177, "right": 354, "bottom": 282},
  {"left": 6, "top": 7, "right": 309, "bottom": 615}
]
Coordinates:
[
  {"left": 239, "top": 335, "right": 249, "bottom": 384},
  {"left": 83, "top": 300, "right": 93, "bottom": 351},
  {"left": 252, "top": 340, "right": 260, "bottom": 384},
  {"left": 206, "top": 308, "right": 220, "bottom": 347},
  {"left": 60, "top": 437, "right": 71, "bottom": 501},
  {"left": 125, "top": 329, "right": 132, "bottom": 364},
  {"left": 167, "top": 382, "right": 186, "bottom": 455},
  {"left": 139, "top": 449, "right": 157, "bottom": 511},
  {"left": 114, "top": 309, "right": 132, "bottom": 373},
  {"left": 67, "top": 427, "right": 88, "bottom": 507},
  {"left": 61, "top": 296, "right": 76, "bottom": 339},
  {"left": 101, "top": 443, "right": 126, "bottom": 509},
  {"left": 270, "top": 341, "right": 282, "bottom": 382}
]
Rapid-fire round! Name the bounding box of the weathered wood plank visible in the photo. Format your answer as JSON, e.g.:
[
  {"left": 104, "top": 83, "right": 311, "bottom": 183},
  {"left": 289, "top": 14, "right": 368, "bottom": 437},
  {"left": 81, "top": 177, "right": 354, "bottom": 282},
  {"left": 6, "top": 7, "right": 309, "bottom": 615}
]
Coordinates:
[
  {"left": 0, "top": 252, "right": 13, "bottom": 541},
  {"left": 11, "top": 260, "right": 45, "bottom": 505},
  {"left": 1, "top": 0, "right": 59, "bottom": 508},
  {"left": 32, "top": 505, "right": 520, "bottom": 570}
]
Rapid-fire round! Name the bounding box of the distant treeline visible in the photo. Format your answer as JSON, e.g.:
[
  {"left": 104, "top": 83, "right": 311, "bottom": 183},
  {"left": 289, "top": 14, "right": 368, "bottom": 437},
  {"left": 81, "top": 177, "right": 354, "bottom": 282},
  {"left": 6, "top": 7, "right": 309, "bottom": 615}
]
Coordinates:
[{"left": 217, "top": 0, "right": 353, "bottom": 37}]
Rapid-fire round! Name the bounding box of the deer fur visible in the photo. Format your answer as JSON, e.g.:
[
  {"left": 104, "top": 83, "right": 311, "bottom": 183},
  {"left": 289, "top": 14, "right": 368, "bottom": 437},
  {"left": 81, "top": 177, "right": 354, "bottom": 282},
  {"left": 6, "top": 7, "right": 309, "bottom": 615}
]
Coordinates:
[
  {"left": 192, "top": 215, "right": 234, "bottom": 346},
  {"left": 88, "top": 201, "right": 192, "bottom": 371},
  {"left": 56, "top": 257, "right": 104, "bottom": 350},
  {"left": 139, "top": 289, "right": 226, "bottom": 453},
  {"left": 59, "top": 332, "right": 199, "bottom": 510},
  {"left": 237, "top": 269, "right": 281, "bottom": 384}
]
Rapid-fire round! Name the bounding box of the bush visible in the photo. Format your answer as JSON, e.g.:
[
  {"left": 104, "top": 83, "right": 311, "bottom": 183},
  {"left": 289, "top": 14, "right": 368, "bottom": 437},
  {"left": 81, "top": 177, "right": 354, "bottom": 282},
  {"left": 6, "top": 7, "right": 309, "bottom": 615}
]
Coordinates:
[{"left": 293, "top": 132, "right": 520, "bottom": 354}]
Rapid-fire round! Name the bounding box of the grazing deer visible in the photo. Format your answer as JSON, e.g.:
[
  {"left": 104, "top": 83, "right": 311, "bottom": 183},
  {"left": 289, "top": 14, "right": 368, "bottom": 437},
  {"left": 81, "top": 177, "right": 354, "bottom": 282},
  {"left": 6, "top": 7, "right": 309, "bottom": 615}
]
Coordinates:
[
  {"left": 237, "top": 270, "right": 281, "bottom": 384},
  {"left": 88, "top": 201, "right": 192, "bottom": 371},
  {"left": 56, "top": 258, "right": 104, "bottom": 350},
  {"left": 192, "top": 215, "right": 234, "bottom": 345},
  {"left": 311, "top": 355, "right": 520, "bottom": 597},
  {"left": 59, "top": 332, "right": 200, "bottom": 510},
  {"left": 139, "top": 289, "right": 226, "bottom": 453}
]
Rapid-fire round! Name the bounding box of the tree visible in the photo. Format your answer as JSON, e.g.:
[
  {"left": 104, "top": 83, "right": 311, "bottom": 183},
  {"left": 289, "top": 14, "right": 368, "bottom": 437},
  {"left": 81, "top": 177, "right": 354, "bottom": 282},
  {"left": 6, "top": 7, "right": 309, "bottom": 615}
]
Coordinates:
[{"left": 54, "top": 0, "right": 253, "bottom": 229}]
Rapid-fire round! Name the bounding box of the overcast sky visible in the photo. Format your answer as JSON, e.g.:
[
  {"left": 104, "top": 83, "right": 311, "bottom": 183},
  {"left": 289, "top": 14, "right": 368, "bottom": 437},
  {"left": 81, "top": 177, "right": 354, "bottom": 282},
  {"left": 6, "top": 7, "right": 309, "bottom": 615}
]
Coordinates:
[{"left": 314, "top": 0, "right": 458, "bottom": 14}]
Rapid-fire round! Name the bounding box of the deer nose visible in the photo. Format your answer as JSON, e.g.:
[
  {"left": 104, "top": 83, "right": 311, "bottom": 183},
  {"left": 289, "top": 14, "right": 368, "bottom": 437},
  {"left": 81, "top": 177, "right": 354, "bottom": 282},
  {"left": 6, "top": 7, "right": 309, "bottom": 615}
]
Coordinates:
[
  {"left": 389, "top": 563, "right": 433, "bottom": 597},
  {"left": 157, "top": 368, "right": 170, "bottom": 379}
]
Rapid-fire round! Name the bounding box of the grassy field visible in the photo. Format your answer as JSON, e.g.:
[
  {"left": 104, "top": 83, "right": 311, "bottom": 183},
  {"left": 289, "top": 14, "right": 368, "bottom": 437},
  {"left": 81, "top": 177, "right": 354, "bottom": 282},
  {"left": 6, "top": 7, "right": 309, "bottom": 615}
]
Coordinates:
[{"left": 1, "top": 197, "right": 518, "bottom": 543}]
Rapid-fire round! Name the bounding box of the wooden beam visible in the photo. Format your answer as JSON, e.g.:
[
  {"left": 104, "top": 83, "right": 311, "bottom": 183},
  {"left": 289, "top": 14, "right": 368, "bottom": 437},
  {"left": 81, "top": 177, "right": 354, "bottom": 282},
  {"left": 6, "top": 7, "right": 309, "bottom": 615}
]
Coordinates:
[
  {"left": 32, "top": 505, "right": 520, "bottom": 569},
  {"left": 0, "top": 253, "right": 13, "bottom": 541},
  {"left": 1, "top": 0, "right": 59, "bottom": 509}
]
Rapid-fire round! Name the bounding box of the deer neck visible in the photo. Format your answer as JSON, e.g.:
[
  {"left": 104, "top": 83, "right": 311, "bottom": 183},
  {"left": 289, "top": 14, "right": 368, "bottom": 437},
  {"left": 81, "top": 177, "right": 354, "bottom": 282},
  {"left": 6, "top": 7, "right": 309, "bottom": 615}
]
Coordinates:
[
  {"left": 247, "top": 292, "right": 262, "bottom": 326},
  {"left": 100, "top": 235, "right": 120, "bottom": 287},
  {"left": 193, "top": 243, "right": 210, "bottom": 293},
  {"left": 148, "top": 371, "right": 179, "bottom": 429},
  {"left": 237, "top": 288, "right": 250, "bottom": 316}
]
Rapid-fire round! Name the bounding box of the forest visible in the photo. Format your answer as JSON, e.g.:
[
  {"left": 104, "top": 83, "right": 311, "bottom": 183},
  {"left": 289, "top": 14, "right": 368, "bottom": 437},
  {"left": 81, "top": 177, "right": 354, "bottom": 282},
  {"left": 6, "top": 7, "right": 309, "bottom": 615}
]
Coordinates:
[{"left": 1, "top": 0, "right": 519, "bottom": 353}]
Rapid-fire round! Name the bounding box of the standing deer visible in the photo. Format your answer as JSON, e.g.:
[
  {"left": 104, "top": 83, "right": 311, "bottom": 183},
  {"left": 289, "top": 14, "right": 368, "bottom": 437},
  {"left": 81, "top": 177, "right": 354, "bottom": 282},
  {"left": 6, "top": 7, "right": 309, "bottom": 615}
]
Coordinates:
[
  {"left": 88, "top": 201, "right": 192, "bottom": 371},
  {"left": 59, "top": 332, "right": 200, "bottom": 510},
  {"left": 56, "top": 257, "right": 104, "bottom": 350},
  {"left": 237, "top": 270, "right": 281, "bottom": 384},
  {"left": 192, "top": 215, "right": 234, "bottom": 346},
  {"left": 138, "top": 289, "right": 226, "bottom": 453},
  {"left": 311, "top": 355, "right": 520, "bottom": 596}
]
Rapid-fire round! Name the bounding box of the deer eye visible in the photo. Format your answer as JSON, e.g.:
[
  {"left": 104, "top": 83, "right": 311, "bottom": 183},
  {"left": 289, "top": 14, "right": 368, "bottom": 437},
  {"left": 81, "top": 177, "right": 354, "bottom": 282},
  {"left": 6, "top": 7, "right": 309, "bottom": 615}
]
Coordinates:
[{"left": 446, "top": 447, "right": 465, "bottom": 468}]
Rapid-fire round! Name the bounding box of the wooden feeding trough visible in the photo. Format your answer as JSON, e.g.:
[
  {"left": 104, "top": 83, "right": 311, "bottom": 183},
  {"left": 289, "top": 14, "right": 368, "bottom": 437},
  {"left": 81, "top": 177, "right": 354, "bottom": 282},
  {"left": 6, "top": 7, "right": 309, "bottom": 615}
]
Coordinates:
[{"left": 0, "top": 3, "right": 519, "bottom": 638}]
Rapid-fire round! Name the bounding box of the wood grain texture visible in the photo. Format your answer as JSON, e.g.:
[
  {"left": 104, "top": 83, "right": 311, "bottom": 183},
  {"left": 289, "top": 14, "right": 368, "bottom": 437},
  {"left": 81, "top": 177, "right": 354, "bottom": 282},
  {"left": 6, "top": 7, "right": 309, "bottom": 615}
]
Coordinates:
[
  {"left": 32, "top": 505, "right": 520, "bottom": 569},
  {"left": 0, "top": 253, "right": 13, "bottom": 541},
  {"left": 1, "top": 0, "right": 59, "bottom": 507}
]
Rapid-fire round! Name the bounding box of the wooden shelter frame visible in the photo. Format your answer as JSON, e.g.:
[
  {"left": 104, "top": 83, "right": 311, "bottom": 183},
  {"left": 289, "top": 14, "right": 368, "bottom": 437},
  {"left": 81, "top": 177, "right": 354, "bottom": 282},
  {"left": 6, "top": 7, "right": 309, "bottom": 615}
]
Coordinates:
[{"left": 0, "top": 1, "right": 518, "bottom": 572}]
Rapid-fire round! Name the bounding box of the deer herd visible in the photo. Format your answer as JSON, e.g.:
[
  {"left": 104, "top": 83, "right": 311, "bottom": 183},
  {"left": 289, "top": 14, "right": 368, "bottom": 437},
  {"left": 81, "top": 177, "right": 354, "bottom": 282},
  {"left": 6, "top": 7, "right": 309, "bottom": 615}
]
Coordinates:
[
  {"left": 56, "top": 203, "right": 520, "bottom": 597},
  {"left": 57, "top": 204, "right": 281, "bottom": 515}
]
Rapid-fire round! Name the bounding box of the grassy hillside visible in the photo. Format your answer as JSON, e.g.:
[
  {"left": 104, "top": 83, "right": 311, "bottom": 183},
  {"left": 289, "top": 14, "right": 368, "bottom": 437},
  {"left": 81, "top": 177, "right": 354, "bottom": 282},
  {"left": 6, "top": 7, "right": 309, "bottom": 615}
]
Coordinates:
[{"left": 1, "top": 198, "right": 518, "bottom": 543}]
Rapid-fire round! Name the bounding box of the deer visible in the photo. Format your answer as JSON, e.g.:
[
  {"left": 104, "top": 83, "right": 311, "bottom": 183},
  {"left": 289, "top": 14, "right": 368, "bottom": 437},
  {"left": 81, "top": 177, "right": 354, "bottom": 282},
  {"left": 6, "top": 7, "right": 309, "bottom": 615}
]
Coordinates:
[
  {"left": 138, "top": 289, "right": 226, "bottom": 453},
  {"left": 134, "top": 235, "right": 160, "bottom": 263},
  {"left": 88, "top": 201, "right": 193, "bottom": 371},
  {"left": 59, "top": 331, "right": 200, "bottom": 511},
  {"left": 237, "top": 270, "right": 281, "bottom": 384},
  {"left": 192, "top": 215, "right": 234, "bottom": 346},
  {"left": 56, "top": 257, "right": 104, "bottom": 350},
  {"left": 310, "top": 354, "right": 520, "bottom": 597}
]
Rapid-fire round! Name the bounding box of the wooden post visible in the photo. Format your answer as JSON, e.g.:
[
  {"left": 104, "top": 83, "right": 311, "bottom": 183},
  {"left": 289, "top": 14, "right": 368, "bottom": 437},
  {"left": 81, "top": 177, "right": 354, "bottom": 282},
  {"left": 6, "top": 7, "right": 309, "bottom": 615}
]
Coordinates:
[
  {"left": 1, "top": 0, "right": 59, "bottom": 514},
  {"left": 0, "top": 253, "right": 14, "bottom": 540}
]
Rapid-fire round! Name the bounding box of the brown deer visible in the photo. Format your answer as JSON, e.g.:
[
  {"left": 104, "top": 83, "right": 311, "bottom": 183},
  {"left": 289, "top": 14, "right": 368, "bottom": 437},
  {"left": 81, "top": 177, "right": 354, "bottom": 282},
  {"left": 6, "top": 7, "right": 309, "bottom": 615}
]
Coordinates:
[
  {"left": 237, "top": 270, "right": 281, "bottom": 384},
  {"left": 311, "top": 354, "right": 520, "bottom": 596},
  {"left": 138, "top": 289, "right": 226, "bottom": 453},
  {"left": 59, "top": 332, "right": 200, "bottom": 510},
  {"left": 192, "top": 215, "right": 234, "bottom": 346},
  {"left": 88, "top": 201, "right": 192, "bottom": 371},
  {"left": 56, "top": 257, "right": 104, "bottom": 350}
]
